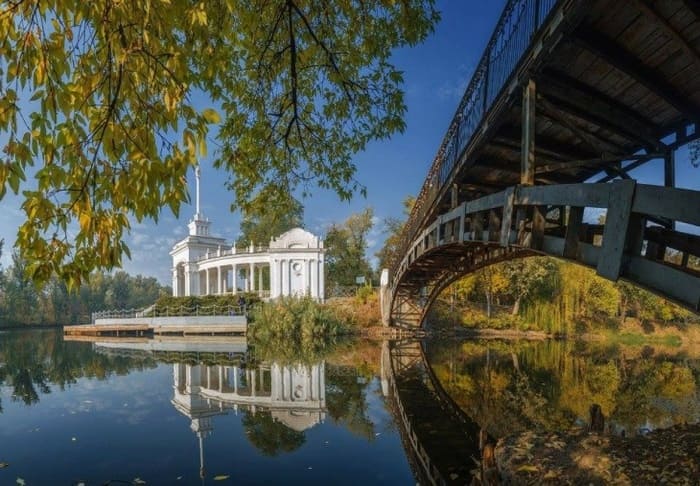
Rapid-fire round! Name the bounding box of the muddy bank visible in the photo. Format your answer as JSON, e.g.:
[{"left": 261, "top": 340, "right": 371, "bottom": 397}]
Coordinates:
[{"left": 493, "top": 423, "right": 700, "bottom": 485}]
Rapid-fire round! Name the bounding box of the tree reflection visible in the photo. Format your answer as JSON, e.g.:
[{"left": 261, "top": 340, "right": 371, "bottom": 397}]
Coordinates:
[
  {"left": 0, "top": 329, "right": 157, "bottom": 409},
  {"left": 427, "top": 340, "right": 700, "bottom": 438},
  {"left": 242, "top": 410, "right": 306, "bottom": 456}
]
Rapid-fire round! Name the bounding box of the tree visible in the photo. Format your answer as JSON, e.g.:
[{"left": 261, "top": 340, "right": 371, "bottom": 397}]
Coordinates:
[
  {"left": 501, "top": 258, "right": 558, "bottom": 316},
  {"left": 0, "top": 1, "right": 439, "bottom": 287},
  {"left": 236, "top": 195, "right": 303, "bottom": 247},
  {"left": 325, "top": 208, "right": 375, "bottom": 287},
  {"left": 375, "top": 196, "right": 415, "bottom": 271}
]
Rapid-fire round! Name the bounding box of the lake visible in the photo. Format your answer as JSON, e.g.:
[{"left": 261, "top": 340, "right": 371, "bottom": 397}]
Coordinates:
[{"left": 1, "top": 329, "right": 698, "bottom": 484}]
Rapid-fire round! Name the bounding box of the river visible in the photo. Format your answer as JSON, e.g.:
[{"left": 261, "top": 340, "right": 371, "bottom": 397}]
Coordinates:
[{"left": 0, "top": 329, "right": 698, "bottom": 484}]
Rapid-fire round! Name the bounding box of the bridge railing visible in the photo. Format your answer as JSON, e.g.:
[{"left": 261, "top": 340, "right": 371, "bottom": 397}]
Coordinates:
[
  {"left": 392, "top": 181, "right": 700, "bottom": 312},
  {"left": 393, "top": 0, "right": 563, "bottom": 276}
]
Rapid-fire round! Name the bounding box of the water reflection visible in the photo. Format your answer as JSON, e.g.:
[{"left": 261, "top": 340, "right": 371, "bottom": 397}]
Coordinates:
[
  {"left": 2, "top": 330, "right": 698, "bottom": 484},
  {"left": 424, "top": 340, "right": 700, "bottom": 439},
  {"left": 171, "top": 358, "right": 326, "bottom": 478}
]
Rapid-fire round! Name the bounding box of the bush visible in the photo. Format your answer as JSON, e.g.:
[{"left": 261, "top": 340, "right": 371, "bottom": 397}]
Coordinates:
[
  {"left": 150, "top": 293, "right": 261, "bottom": 316},
  {"left": 249, "top": 297, "right": 350, "bottom": 363}
]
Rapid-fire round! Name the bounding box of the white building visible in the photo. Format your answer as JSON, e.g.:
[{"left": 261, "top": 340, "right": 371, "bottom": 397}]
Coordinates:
[{"left": 170, "top": 167, "right": 325, "bottom": 301}]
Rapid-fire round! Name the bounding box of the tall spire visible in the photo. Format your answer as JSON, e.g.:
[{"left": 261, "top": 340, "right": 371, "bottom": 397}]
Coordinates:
[
  {"left": 195, "top": 164, "right": 202, "bottom": 218},
  {"left": 188, "top": 164, "right": 212, "bottom": 237}
]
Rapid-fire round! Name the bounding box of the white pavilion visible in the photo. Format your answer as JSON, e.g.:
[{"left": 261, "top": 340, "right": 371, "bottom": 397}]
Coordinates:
[{"left": 170, "top": 167, "right": 325, "bottom": 301}]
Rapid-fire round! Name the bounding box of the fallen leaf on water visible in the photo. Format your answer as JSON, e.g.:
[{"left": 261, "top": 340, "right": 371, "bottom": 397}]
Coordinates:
[
  {"left": 213, "top": 475, "right": 230, "bottom": 481},
  {"left": 16, "top": 478, "right": 25, "bottom": 486},
  {"left": 133, "top": 478, "right": 146, "bottom": 484},
  {"left": 0, "top": 463, "right": 8, "bottom": 469},
  {"left": 516, "top": 464, "right": 539, "bottom": 473},
  {"left": 71, "top": 437, "right": 77, "bottom": 442},
  {"left": 176, "top": 477, "right": 182, "bottom": 480}
]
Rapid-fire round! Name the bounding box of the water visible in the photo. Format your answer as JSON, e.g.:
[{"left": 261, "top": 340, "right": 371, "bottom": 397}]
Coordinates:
[{"left": 1, "top": 330, "right": 698, "bottom": 485}]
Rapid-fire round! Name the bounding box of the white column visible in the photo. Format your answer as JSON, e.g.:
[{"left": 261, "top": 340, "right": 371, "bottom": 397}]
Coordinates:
[
  {"left": 232, "top": 264, "right": 237, "bottom": 294},
  {"left": 281, "top": 259, "right": 288, "bottom": 296},
  {"left": 278, "top": 259, "right": 284, "bottom": 297},
  {"left": 310, "top": 259, "right": 317, "bottom": 300},
  {"left": 184, "top": 267, "right": 191, "bottom": 296},
  {"left": 318, "top": 258, "right": 325, "bottom": 302},
  {"left": 305, "top": 259, "right": 311, "bottom": 295},
  {"left": 217, "top": 267, "right": 221, "bottom": 294},
  {"left": 173, "top": 265, "right": 178, "bottom": 297},
  {"left": 249, "top": 263, "right": 255, "bottom": 292},
  {"left": 205, "top": 268, "right": 210, "bottom": 295},
  {"left": 270, "top": 259, "right": 277, "bottom": 299},
  {"left": 258, "top": 264, "right": 263, "bottom": 295}
]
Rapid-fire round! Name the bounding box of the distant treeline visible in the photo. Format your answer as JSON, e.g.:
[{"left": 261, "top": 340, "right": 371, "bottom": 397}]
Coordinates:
[{"left": 0, "top": 252, "right": 170, "bottom": 327}]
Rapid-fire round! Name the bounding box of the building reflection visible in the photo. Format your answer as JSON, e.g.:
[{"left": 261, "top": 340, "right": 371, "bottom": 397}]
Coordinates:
[{"left": 171, "top": 360, "right": 326, "bottom": 479}]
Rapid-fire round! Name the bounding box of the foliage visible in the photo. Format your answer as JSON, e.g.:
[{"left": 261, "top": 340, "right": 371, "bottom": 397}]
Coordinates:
[
  {"left": 236, "top": 194, "right": 304, "bottom": 247},
  {"left": 426, "top": 339, "right": 700, "bottom": 439},
  {"left": 0, "top": 1, "right": 439, "bottom": 287},
  {"left": 241, "top": 410, "right": 306, "bottom": 456},
  {"left": 439, "top": 256, "right": 697, "bottom": 334},
  {"left": 690, "top": 140, "right": 700, "bottom": 168},
  {"left": 325, "top": 207, "right": 375, "bottom": 287},
  {"left": 249, "top": 297, "right": 349, "bottom": 363},
  {"left": 152, "top": 293, "right": 260, "bottom": 316},
  {"left": 0, "top": 329, "right": 157, "bottom": 406},
  {"left": 0, "top": 258, "right": 170, "bottom": 326},
  {"left": 375, "top": 195, "right": 415, "bottom": 271}
]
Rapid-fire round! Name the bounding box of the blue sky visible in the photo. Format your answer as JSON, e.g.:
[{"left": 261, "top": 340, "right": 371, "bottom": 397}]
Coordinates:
[{"left": 1, "top": 1, "right": 698, "bottom": 284}]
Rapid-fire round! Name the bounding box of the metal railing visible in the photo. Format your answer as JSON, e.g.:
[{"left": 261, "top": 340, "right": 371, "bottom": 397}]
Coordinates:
[
  {"left": 92, "top": 304, "right": 247, "bottom": 322},
  {"left": 392, "top": 0, "right": 562, "bottom": 277}
]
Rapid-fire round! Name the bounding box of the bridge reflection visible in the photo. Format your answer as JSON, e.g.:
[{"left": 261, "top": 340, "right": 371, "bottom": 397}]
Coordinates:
[{"left": 381, "top": 340, "right": 483, "bottom": 485}]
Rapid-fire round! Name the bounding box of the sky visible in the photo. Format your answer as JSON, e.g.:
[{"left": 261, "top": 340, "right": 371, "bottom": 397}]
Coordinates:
[{"left": 1, "top": 1, "right": 698, "bottom": 285}]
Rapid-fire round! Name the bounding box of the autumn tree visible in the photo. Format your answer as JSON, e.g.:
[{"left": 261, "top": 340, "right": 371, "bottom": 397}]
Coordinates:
[
  {"left": 236, "top": 195, "right": 304, "bottom": 248},
  {"left": 325, "top": 208, "right": 375, "bottom": 288},
  {"left": 0, "top": 1, "right": 439, "bottom": 287},
  {"left": 375, "top": 196, "right": 415, "bottom": 271}
]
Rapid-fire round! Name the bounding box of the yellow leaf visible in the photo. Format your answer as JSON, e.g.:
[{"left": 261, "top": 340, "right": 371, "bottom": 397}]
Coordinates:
[
  {"left": 202, "top": 108, "right": 220, "bottom": 124},
  {"left": 213, "top": 475, "right": 230, "bottom": 481}
]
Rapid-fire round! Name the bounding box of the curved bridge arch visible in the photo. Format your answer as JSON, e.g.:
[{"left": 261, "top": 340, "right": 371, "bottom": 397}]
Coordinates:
[{"left": 384, "top": 182, "right": 700, "bottom": 328}]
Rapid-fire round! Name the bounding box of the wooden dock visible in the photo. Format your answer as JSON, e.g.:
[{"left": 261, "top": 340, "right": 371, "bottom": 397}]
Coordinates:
[{"left": 64, "top": 315, "right": 247, "bottom": 337}]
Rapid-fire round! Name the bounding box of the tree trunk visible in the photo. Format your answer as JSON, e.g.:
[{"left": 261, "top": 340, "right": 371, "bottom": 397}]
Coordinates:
[
  {"left": 485, "top": 290, "right": 492, "bottom": 318},
  {"left": 511, "top": 296, "right": 521, "bottom": 316}
]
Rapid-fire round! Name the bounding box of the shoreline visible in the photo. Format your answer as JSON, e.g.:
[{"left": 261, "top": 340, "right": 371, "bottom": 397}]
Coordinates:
[{"left": 493, "top": 422, "right": 700, "bottom": 484}]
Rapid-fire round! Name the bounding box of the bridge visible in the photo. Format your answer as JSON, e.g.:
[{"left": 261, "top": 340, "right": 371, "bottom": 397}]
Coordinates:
[{"left": 381, "top": 0, "right": 700, "bottom": 327}]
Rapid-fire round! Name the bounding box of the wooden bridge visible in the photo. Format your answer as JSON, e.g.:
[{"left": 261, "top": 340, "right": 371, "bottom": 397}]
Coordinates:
[{"left": 381, "top": 0, "right": 700, "bottom": 328}]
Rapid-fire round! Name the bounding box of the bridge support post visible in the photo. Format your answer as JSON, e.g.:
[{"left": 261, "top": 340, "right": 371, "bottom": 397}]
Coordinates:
[
  {"left": 597, "top": 180, "right": 636, "bottom": 280},
  {"left": 521, "top": 79, "right": 536, "bottom": 186},
  {"left": 380, "top": 269, "right": 391, "bottom": 326},
  {"left": 664, "top": 150, "right": 676, "bottom": 230},
  {"left": 563, "top": 206, "right": 584, "bottom": 259},
  {"left": 500, "top": 187, "right": 517, "bottom": 246}
]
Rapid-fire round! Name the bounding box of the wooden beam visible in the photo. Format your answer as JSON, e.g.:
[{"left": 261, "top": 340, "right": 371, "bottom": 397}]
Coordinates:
[
  {"left": 496, "top": 127, "right": 598, "bottom": 160},
  {"left": 574, "top": 27, "right": 700, "bottom": 121},
  {"left": 521, "top": 79, "right": 536, "bottom": 185},
  {"left": 683, "top": 0, "right": 700, "bottom": 20},
  {"left": 594, "top": 157, "right": 653, "bottom": 183},
  {"left": 539, "top": 96, "right": 625, "bottom": 154},
  {"left": 539, "top": 70, "right": 662, "bottom": 151},
  {"left": 633, "top": 0, "right": 700, "bottom": 69},
  {"left": 535, "top": 152, "right": 663, "bottom": 174}
]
